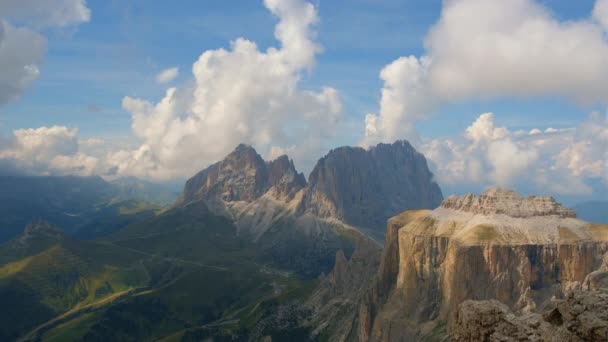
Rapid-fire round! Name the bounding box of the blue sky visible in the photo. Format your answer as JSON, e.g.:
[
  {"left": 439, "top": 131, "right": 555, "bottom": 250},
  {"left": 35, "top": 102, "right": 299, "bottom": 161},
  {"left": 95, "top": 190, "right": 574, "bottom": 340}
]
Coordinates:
[
  {"left": 1, "top": 0, "right": 598, "bottom": 140},
  {"left": 0, "top": 0, "right": 607, "bottom": 203}
]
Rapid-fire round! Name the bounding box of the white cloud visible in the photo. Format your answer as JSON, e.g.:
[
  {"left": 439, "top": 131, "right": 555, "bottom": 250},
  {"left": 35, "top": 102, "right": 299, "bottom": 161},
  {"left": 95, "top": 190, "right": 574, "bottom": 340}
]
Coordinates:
[
  {"left": 424, "top": 112, "right": 608, "bottom": 196},
  {"left": 363, "top": 56, "right": 432, "bottom": 146},
  {"left": 111, "top": 0, "right": 341, "bottom": 180},
  {"left": 0, "top": 126, "right": 98, "bottom": 176},
  {"left": 155, "top": 67, "right": 179, "bottom": 84},
  {"left": 0, "top": 0, "right": 90, "bottom": 106},
  {"left": 0, "top": 0, "right": 90, "bottom": 28},
  {"left": 424, "top": 113, "right": 537, "bottom": 187},
  {"left": 79, "top": 138, "right": 105, "bottom": 147},
  {"left": 365, "top": 0, "right": 608, "bottom": 146},
  {"left": 465, "top": 113, "right": 509, "bottom": 143}
]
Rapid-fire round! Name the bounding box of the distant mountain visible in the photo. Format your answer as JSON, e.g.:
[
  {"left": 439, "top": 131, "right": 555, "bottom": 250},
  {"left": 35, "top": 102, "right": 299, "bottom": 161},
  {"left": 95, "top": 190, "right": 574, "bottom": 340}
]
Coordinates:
[
  {"left": 573, "top": 200, "right": 608, "bottom": 224},
  {"left": 110, "top": 176, "right": 180, "bottom": 206},
  {"left": 0, "top": 175, "right": 113, "bottom": 241},
  {"left": 0, "top": 175, "right": 165, "bottom": 242}
]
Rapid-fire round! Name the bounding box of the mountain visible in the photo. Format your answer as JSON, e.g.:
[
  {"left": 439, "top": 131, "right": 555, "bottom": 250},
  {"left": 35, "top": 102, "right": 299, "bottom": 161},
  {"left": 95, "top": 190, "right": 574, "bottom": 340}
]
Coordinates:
[
  {"left": 299, "top": 140, "right": 443, "bottom": 237},
  {"left": 357, "top": 188, "right": 608, "bottom": 341},
  {"left": 573, "top": 200, "right": 608, "bottom": 224},
  {"left": 110, "top": 176, "right": 180, "bottom": 206},
  {"left": 180, "top": 143, "right": 306, "bottom": 207},
  {"left": 0, "top": 175, "right": 113, "bottom": 241},
  {"left": 2, "top": 140, "right": 446, "bottom": 341},
  {"left": 0, "top": 175, "right": 169, "bottom": 242},
  {"left": 178, "top": 141, "right": 441, "bottom": 275}
]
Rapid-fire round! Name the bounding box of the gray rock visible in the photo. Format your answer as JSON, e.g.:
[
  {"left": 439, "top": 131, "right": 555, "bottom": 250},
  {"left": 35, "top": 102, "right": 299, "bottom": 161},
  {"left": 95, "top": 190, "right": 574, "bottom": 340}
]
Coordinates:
[{"left": 299, "top": 140, "right": 443, "bottom": 234}]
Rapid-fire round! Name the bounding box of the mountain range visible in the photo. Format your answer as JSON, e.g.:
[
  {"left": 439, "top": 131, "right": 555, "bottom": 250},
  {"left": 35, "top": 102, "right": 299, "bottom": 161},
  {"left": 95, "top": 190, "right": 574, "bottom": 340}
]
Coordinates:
[{"left": 1, "top": 140, "right": 606, "bottom": 341}]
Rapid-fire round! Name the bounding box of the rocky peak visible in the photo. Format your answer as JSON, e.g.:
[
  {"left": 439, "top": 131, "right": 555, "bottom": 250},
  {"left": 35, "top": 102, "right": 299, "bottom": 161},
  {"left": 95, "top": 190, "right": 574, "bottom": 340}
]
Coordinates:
[
  {"left": 300, "top": 140, "right": 443, "bottom": 234},
  {"left": 441, "top": 188, "right": 576, "bottom": 218},
  {"left": 266, "top": 155, "right": 306, "bottom": 200},
  {"left": 180, "top": 145, "right": 305, "bottom": 205}
]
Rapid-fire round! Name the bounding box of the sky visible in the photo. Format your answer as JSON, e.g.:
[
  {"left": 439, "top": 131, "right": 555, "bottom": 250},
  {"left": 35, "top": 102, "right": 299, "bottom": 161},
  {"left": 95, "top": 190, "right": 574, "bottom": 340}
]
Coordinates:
[{"left": 0, "top": 0, "right": 607, "bottom": 204}]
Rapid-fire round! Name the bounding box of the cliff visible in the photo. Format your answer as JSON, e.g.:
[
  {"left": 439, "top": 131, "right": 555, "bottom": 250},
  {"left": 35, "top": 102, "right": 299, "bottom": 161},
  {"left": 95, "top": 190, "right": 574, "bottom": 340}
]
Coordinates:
[
  {"left": 299, "top": 140, "right": 443, "bottom": 235},
  {"left": 359, "top": 188, "right": 608, "bottom": 341}
]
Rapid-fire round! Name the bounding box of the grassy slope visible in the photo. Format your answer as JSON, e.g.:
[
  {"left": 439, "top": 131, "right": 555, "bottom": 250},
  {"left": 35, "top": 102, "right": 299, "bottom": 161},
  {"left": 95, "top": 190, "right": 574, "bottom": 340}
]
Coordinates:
[
  {"left": 37, "top": 202, "right": 324, "bottom": 341},
  {"left": 11, "top": 200, "right": 349, "bottom": 341},
  {"left": 0, "top": 235, "right": 150, "bottom": 341}
]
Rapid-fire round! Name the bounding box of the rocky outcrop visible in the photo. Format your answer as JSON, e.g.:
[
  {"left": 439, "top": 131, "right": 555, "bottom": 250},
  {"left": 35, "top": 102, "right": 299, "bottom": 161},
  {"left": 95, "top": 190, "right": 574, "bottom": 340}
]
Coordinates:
[
  {"left": 359, "top": 188, "right": 608, "bottom": 341},
  {"left": 452, "top": 288, "right": 608, "bottom": 341},
  {"left": 442, "top": 188, "right": 576, "bottom": 218},
  {"left": 299, "top": 140, "right": 443, "bottom": 235}
]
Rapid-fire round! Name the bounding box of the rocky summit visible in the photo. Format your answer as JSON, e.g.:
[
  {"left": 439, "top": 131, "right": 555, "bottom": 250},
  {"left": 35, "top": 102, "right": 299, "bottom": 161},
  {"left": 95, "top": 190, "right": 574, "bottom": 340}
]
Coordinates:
[
  {"left": 441, "top": 188, "right": 576, "bottom": 218},
  {"left": 180, "top": 144, "right": 306, "bottom": 206},
  {"left": 358, "top": 188, "right": 608, "bottom": 341}
]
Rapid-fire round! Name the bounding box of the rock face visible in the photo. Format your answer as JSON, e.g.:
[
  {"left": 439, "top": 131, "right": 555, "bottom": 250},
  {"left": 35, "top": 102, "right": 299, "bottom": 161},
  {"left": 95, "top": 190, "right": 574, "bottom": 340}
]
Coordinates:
[
  {"left": 180, "top": 141, "right": 442, "bottom": 237},
  {"left": 359, "top": 188, "right": 608, "bottom": 341},
  {"left": 442, "top": 188, "right": 576, "bottom": 218},
  {"left": 306, "top": 238, "right": 382, "bottom": 341},
  {"left": 299, "top": 141, "right": 443, "bottom": 235},
  {"left": 452, "top": 288, "right": 608, "bottom": 341}
]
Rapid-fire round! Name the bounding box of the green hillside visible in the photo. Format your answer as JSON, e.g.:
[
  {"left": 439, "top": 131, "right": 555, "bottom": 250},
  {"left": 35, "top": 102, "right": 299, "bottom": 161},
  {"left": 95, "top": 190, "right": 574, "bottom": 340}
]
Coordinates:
[
  {"left": 0, "top": 223, "right": 150, "bottom": 341},
  {"left": 3, "top": 202, "right": 319, "bottom": 341}
]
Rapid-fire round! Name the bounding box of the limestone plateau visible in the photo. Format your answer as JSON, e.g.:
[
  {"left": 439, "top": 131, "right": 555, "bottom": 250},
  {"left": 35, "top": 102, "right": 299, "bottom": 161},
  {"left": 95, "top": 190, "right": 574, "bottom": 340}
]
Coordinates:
[{"left": 358, "top": 188, "right": 608, "bottom": 341}]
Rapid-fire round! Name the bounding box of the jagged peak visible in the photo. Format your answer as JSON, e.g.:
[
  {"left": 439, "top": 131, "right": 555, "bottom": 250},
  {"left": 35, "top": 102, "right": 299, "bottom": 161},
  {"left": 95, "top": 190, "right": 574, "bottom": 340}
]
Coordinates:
[{"left": 441, "top": 188, "right": 576, "bottom": 218}]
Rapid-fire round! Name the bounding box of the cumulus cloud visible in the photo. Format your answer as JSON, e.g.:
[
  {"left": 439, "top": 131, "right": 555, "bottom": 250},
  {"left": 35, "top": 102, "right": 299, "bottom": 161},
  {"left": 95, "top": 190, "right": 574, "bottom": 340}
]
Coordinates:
[
  {"left": 364, "top": 0, "right": 608, "bottom": 146},
  {"left": 424, "top": 112, "right": 608, "bottom": 196},
  {"left": 111, "top": 0, "right": 341, "bottom": 180},
  {"left": 155, "top": 67, "right": 179, "bottom": 84},
  {"left": 0, "top": 0, "right": 90, "bottom": 106},
  {"left": 0, "top": 126, "right": 99, "bottom": 176}
]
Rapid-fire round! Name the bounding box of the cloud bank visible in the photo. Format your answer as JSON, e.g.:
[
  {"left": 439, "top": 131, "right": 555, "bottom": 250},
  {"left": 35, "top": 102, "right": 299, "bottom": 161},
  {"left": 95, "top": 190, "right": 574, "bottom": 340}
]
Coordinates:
[
  {"left": 364, "top": 0, "right": 608, "bottom": 146},
  {"left": 0, "top": 126, "right": 98, "bottom": 176},
  {"left": 424, "top": 112, "right": 608, "bottom": 196}
]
